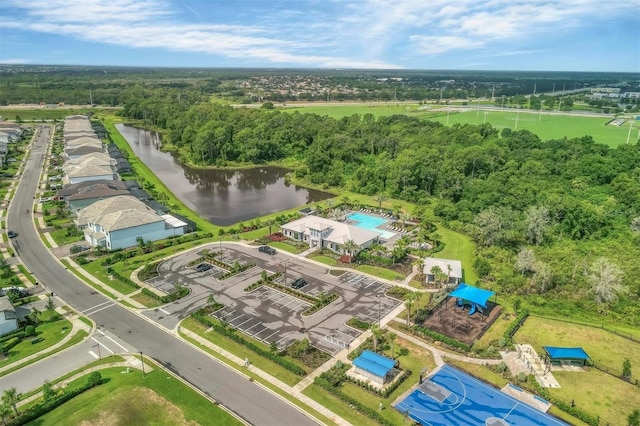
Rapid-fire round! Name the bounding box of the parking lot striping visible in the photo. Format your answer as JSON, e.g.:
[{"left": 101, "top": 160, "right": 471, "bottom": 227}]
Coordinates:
[
  {"left": 261, "top": 329, "right": 280, "bottom": 342},
  {"left": 158, "top": 307, "right": 171, "bottom": 315},
  {"left": 88, "top": 351, "right": 99, "bottom": 359},
  {"left": 336, "top": 329, "right": 358, "bottom": 340},
  {"left": 90, "top": 336, "right": 114, "bottom": 354},
  {"left": 323, "top": 335, "right": 348, "bottom": 349},
  {"left": 244, "top": 322, "right": 263, "bottom": 334},
  {"left": 289, "top": 302, "right": 309, "bottom": 312},
  {"left": 233, "top": 316, "right": 253, "bottom": 328},
  {"left": 279, "top": 297, "right": 302, "bottom": 309}
]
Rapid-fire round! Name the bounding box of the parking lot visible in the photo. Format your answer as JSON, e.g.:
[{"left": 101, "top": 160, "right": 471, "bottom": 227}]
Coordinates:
[{"left": 145, "top": 245, "right": 405, "bottom": 354}]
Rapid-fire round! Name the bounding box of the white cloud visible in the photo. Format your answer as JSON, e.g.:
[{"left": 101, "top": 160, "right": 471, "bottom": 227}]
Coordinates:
[
  {"left": 0, "top": 58, "right": 32, "bottom": 64},
  {"left": 0, "top": 0, "right": 637, "bottom": 67}
]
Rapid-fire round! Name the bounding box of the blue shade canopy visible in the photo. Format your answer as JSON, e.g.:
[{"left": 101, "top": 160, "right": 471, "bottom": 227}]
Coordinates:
[
  {"left": 449, "top": 283, "right": 495, "bottom": 308},
  {"left": 543, "top": 346, "right": 590, "bottom": 360},
  {"left": 353, "top": 350, "right": 395, "bottom": 377}
]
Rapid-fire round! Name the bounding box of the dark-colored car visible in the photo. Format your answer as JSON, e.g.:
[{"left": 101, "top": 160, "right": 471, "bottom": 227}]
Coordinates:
[
  {"left": 7, "top": 231, "right": 17, "bottom": 238},
  {"left": 258, "top": 245, "right": 276, "bottom": 255},
  {"left": 195, "top": 263, "right": 213, "bottom": 272},
  {"left": 291, "top": 278, "right": 307, "bottom": 289}
]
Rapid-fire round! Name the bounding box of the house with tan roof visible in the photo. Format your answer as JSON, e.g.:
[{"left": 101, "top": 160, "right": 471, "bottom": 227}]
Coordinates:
[
  {"left": 280, "top": 216, "right": 381, "bottom": 254},
  {"left": 75, "top": 195, "right": 187, "bottom": 250},
  {"left": 63, "top": 163, "right": 115, "bottom": 184}
]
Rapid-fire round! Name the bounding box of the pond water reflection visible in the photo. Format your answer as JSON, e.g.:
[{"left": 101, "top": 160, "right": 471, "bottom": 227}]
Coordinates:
[{"left": 115, "top": 124, "right": 333, "bottom": 226}]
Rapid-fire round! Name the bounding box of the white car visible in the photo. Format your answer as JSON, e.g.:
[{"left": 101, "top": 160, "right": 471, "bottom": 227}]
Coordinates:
[{"left": 39, "top": 197, "right": 52, "bottom": 203}]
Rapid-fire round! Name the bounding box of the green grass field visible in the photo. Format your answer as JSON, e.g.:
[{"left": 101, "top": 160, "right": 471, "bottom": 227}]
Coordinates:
[
  {"left": 31, "top": 367, "right": 242, "bottom": 426},
  {"left": 514, "top": 316, "right": 640, "bottom": 425},
  {"left": 421, "top": 109, "right": 637, "bottom": 147},
  {"left": 282, "top": 103, "right": 638, "bottom": 147},
  {"left": 433, "top": 226, "right": 478, "bottom": 285}
]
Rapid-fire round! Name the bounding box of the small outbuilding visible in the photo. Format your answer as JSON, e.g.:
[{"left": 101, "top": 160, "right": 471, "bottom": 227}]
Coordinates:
[
  {"left": 0, "top": 296, "right": 19, "bottom": 335},
  {"left": 352, "top": 350, "right": 396, "bottom": 385},
  {"left": 542, "top": 346, "right": 590, "bottom": 367}
]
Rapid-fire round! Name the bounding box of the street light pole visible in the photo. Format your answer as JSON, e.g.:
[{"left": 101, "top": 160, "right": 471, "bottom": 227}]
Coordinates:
[
  {"left": 140, "top": 351, "right": 146, "bottom": 377},
  {"left": 378, "top": 296, "right": 381, "bottom": 329}
]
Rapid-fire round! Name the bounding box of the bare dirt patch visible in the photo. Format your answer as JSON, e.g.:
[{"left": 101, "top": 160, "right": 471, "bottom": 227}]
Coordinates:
[
  {"left": 421, "top": 299, "right": 502, "bottom": 346},
  {"left": 79, "top": 387, "right": 198, "bottom": 426}
]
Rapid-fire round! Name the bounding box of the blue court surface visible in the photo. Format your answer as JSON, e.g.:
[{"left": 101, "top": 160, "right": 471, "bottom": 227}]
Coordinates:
[{"left": 394, "top": 364, "right": 567, "bottom": 426}]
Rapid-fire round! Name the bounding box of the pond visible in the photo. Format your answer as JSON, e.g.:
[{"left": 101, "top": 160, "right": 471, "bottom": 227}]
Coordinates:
[{"left": 115, "top": 124, "right": 333, "bottom": 226}]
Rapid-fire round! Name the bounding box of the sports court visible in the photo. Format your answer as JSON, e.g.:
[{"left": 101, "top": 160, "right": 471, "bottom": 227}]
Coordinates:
[{"left": 394, "top": 364, "right": 567, "bottom": 426}]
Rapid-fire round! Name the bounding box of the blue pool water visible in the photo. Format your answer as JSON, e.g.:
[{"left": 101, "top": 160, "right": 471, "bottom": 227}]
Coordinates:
[{"left": 347, "top": 213, "right": 395, "bottom": 239}]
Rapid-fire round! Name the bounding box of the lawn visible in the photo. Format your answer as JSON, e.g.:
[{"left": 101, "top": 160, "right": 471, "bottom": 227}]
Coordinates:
[
  {"left": 130, "top": 291, "right": 163, "bottom": 308},
  {"left": 30, "top": 367, "right": 242, "bottom": 426},
  {"left": 303, "top": 384, "right": 380, "bottom": 426},
  {"left": 549, "top": 369, "right": 640, "bottom": 426},
  {"left": 0, "top": 317, "right": 72, "bottom": 368},
  {"left": 311, "top": 255, "right": 338, "bottom": 266},
  {"left": 48, "top": 227, "right": 83, "bottom": 246},
  {"left": 356, "top": 264, "right": 404, "bottom": 281},
  {"left": 283, "top": 103, "right": 419, "bottom": 119},
  {"left": 433, "top": 225, "right": 478, "bottom": 285},
  {"left": 425, "top": 109, "right": 636, "bottom": 147},
  {"left": 269, "top": 241, "right": 299, "bottom": 253},
  {"left": 82, "top": 260, "right": 140, "bottom": 296},
  {"left": 514, "top": 316, "right": 640, "bottom": 375}
]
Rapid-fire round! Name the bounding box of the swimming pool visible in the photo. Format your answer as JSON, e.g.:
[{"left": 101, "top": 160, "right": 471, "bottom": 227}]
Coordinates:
[{"left": 347, "top": 212, "right": 395, "bottom": 239}]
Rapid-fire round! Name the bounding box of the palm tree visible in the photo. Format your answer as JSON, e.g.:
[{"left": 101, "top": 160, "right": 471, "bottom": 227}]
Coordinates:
[
  {"left": 388, "top": 332, "right": 397, "bottom": 359},
  {"left": 0, "top": 402, "right": 10, "bottom": 426},
  {"left": 2, "top": 388, "right": 20, "bottom": 417},
  {"left": 412, "top": 258, "right": 425, "bottom": 281},
  {"left": 430, "top": 265, "right": 443, "bottom": 285},
  {"left": 371, "top": 324, "right": 382, "bottom": 352},
  {"left": 405, "top": 293, "right": 416, "bottom": 327},
  {"left": 342, "top": 240, "right": 359, "bottom": 262},
  {"left": 341, "top": 195, "right": 351, "bottom": 210},
  {"left": 29, "top": 307, "right": 40, "bottom": 325},
  {"left": 45, "top": 296, "right": 56, "bottom": 312}
]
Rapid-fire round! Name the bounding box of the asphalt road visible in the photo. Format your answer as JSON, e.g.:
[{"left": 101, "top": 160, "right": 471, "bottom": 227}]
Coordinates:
[{"left": 7, "top": 126, "right": 317, "bottom": 426}]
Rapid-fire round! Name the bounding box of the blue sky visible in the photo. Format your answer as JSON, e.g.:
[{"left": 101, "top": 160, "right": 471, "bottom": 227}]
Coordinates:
[{"left": 1, "top": 0, "right": 638, "bottom": 71}]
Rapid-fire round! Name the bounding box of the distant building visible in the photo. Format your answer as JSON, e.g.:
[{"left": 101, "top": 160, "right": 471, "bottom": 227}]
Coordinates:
[
  {"left": 423, "top": 257, "right": 463, "bottom": 286},
  {"left": 75, "top": 195, "right": 187, "bottom": 250},
  {"left": 280, "top": 216, "right": 380, "bottom": 254}
]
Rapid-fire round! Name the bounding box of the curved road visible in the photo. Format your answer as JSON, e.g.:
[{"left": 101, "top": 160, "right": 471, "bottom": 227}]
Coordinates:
[{"left": 8, "top": 126, "right": 317, "bottom": 426}]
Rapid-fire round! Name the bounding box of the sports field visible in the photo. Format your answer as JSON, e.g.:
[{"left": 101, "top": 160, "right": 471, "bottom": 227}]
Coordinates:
[
  {"left": 395, "top": 364, "right": 567, "bottom": 426},
  {"left": 425, "top": 109, "right": 638, "bottom": 147},
  {"left": 281, "top": 103, "right": 638, "bottom": 148}
]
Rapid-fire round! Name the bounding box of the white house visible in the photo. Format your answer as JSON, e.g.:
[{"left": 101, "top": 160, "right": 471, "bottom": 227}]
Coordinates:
[
  {"left": 64, "top": 164, "right": 115, "bottom": 184},
  {"left": 423, "top": 257, "right": 463, "bottom": 286},
  {"left": 75, "top": 195, "right": 187, "bottom": 250},
  {"left": 0, "top": 296, "right": 19, "bottom": 335},
  {"left": 280, "top": 216, "right": 381, "bottom": 254}
]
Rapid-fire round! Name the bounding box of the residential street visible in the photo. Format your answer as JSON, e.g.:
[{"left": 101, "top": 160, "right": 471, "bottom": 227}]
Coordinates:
[{"left": 6, "top": 126, "right": 318, "bottom": 426}]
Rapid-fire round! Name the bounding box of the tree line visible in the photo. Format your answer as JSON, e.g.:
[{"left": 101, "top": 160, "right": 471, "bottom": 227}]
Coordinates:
[{"left": 118, "top": 93, "right": 640, "bottom": 323}]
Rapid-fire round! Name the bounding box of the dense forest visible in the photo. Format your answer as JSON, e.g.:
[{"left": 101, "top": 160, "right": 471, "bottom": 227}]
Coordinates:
[{"left": 117, "top": 91, "right": 640, "bottom": 324}]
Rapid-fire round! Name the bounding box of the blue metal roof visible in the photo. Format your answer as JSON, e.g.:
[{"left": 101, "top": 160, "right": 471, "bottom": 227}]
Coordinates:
[
  {"left": 449, "top": 283, "right": 495, "bottom": 308},
  {"left": 543, "top": 346, "right": 590, "bottom": 360},
  {"left": 353, "top": 350, "right": 395, "bottom": 378}
]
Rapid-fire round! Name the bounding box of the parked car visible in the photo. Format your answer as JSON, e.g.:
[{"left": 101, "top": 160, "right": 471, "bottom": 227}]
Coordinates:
[
  {"left": 70, "top": 245, "right": 89, "bottom": 254},
  {"left": 7, "top": 230, "right": 17, "bottom": 238},
  {"left": 258, "top": 245, "right": 276, "bottom": 255},
  {"left": 291, "top": 278, "right": 307, "bottom": 289},
  {"left": 196, "top": 263, "right": 213, "bottom": 272},
  {"left": 38, "top": 197, "right": 52, "bottom": 203},
  {"left": 0, "top": 287, "right": 28, "bottom": 298}
]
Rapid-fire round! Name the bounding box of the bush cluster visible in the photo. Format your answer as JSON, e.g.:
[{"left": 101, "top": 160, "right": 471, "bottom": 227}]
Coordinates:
[
  {"left": 218, "top": 263, "right": 255, "bottom": 280},
  {"left": 346, "top": 317, "right": 371, "bottom": 331},
  {"left": 9, "top": 373, "right": 103, "bottom": 425},
  {"left": 302, "top": 294, "right": 339, "bottom": 316},
  {"left": 345, "top": 370, "right": 412, "bottom": 398},
  {"left": 503, "top": 309, "right": 530, "bottom": 344},
  {"left": 314, "top": 376, "right": 394, "bottom": 426},
  {"left": 191, "top": 310, "right": 306, "bottom": 376},
  {"left": 141, "top": 287, "right": 189, "bottom": 304},
  {"left": 106, "top": 269, "right": 140, "bottom": 290},
  {"left": 138, "top": 261, "right": 161, "bottom": 281},
  {"left": 411, "top": 325, "right": 471, "bottom": 352}
]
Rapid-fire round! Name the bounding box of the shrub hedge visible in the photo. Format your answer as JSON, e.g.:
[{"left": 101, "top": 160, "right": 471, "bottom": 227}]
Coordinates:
[
  {"left": 504, "top": 309, "right": 529, "bottom": 343},
  {"left": 141, "top": 287, "right": 189, "bottom": 304},
  {"left": 411, "top": 324, "right": 471, "bottom": 352},
  {"left": 314, "top": 376, "right": 394, "bottom": 426}
]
